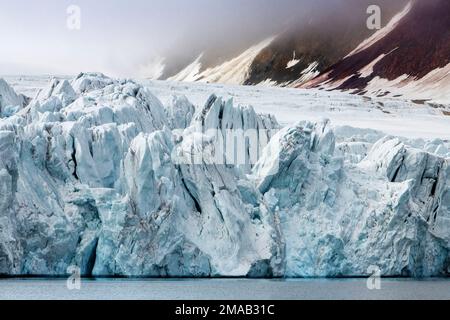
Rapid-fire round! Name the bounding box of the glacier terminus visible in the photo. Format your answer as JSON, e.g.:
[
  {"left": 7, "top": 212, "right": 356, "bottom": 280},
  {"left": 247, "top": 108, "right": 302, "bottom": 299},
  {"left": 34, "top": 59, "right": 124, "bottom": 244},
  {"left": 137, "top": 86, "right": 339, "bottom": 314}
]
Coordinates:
[{"left": 0, "top": 73, "right": 449, "bottom": 278}]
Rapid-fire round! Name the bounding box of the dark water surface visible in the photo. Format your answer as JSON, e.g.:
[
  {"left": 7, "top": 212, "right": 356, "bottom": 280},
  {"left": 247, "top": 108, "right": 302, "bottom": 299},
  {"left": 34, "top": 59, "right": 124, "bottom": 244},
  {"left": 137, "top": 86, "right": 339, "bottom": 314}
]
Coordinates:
[{"left": 0, "top": 278, "right": 449, "bottom": 300}]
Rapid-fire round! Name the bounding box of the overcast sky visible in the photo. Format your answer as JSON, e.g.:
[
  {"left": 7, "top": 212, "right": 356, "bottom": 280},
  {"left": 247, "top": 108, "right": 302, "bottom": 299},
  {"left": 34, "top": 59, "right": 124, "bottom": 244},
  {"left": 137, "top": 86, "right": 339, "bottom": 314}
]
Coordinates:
[{"left": 0, "top": 0, "right": 405, "bottom": 77}]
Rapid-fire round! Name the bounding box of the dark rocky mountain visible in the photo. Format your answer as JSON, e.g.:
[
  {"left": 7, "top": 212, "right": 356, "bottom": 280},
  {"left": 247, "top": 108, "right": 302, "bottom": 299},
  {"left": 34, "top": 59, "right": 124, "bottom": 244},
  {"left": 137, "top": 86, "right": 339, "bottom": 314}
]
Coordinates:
[
  {"left": 162, "top": 0, "right": 449, "bottom": 102},
  {"left": 244, "top": 0, "right": 408, "bottom": 85},
  {"left": 302, "top": 0, "right": 450, "bottom": 98},
  {"left": 163, "top": 0, "right": 408, "bottom": 85}
]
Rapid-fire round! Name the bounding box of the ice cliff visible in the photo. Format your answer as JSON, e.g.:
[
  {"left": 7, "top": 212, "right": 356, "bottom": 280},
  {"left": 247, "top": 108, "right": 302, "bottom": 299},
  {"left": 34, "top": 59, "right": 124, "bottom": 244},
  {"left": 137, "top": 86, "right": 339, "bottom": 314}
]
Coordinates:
[
  {"left": 0, "top": 73, "right": 448, "bottom": 277},
  {"left": 0, "top": 79, "right": 28, "bottom": 118}
]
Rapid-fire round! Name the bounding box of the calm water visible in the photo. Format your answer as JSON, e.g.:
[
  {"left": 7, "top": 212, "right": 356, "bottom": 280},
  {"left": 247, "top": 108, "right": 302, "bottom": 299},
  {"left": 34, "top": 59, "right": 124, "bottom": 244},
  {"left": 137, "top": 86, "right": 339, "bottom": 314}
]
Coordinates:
[{"left": 0, "top": 278, "right": 449, "bottom": 300}]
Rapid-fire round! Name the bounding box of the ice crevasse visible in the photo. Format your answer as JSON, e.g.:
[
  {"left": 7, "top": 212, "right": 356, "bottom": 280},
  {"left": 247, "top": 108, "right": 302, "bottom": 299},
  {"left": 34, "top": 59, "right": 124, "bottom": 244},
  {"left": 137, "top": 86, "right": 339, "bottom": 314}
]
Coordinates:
[{"left": 0, "top": 73, "right": 449, "bottom": 277}]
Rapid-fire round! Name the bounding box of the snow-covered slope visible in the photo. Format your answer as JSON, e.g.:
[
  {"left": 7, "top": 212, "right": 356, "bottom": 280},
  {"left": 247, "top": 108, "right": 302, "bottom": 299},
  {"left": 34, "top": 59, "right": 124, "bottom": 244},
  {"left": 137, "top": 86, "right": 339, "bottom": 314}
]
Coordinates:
[
  {"left": 168, "top": 38, "right": 274, "bottom": 85},
  {"left": 345, "top": 2, "right": 413, "bottom": 58},
  {"left": 303, "top": 0, "right": 450, "bottom": 104},
  {"left": 167, "top": 54, "right": 203, "bottom": 83},
  {"left": 162, "top": 1, "right": 410, "bottom": 89},
  {"left": 161, "top": 0, "right": 447, "bottom": 105},
  {"left": 0, "top": 74, "right": 449, "bottom": 277}
]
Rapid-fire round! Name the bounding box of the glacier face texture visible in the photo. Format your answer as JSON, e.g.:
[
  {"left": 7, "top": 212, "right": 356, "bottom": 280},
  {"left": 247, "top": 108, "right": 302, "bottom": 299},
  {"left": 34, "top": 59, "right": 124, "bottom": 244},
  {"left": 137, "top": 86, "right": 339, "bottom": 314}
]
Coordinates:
[
  {"left": 0, "top": 73, "right": 449, "bottom": 277},
  {"left": 0, "top": 79, "right": 29, "bottom": 118}
]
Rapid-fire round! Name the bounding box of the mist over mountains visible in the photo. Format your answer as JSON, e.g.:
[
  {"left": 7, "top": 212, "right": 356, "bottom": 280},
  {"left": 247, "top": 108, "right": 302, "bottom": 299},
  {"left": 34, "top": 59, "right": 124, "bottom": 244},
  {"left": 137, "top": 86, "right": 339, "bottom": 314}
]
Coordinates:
[
  {"left": 160, "top": 0, "right": 449, "bottom": 103},
  {"left": 161, "top": 0, "right": 408, "bottom": 80},
  {"left": 301, "top": 0, "right": 450, "bottom": 102}
]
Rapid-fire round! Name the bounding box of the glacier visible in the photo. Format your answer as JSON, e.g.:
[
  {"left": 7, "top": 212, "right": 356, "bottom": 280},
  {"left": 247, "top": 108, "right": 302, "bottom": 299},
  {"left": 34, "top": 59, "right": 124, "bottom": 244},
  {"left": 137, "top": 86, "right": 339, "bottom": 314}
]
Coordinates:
[
  {"left": 0, "top": 79, "right": 28, "bottom": 118},
  {"left": 0, "top": 73, "right": 449, "bottom": 277}
]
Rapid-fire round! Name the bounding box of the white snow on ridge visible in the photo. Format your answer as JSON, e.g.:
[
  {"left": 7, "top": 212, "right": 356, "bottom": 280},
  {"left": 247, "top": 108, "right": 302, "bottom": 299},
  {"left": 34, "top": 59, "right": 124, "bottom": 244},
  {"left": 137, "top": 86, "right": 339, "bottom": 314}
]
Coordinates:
[
  {"left": 364, "top": 63, "right": 450, "bottom": 104},
  {"left": 289, "top": 61, "right": 320, "bottom": 86},
  {"left": 258, "top": 62, "right": 320, "bottom": 87},
  {"left": 358, "top": 52, "right": 390, "bottom": 78},
  {"left": 257, "top": 78, "right": 279, "bottom": 87},
  {"left": 167, "top": 37, "right": 274, "bottom": 85},
  {"left": 286, "top": 51, "right": 301, "bottom": 69},
  {"left": 168, "top": 54, "right": 204, "bottom": 82},
  {"left": 314, "top": 0, "right": 449, "bottom": 105},
  {"left": 346, "top": 1, "right": 412, "bottom": 58}
]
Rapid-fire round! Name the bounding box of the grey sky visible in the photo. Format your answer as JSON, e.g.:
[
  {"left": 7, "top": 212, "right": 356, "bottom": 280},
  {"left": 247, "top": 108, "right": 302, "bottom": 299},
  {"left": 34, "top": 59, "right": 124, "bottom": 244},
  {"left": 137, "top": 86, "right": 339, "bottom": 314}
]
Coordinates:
[{"left": 0, "top": 0, "right": 404, "bottom": 77}]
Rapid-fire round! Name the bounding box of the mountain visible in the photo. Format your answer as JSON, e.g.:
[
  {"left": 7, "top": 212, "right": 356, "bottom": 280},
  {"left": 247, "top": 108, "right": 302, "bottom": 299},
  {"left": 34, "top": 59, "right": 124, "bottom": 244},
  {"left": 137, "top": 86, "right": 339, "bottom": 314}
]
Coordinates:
[
  {"left": 161, "top": 0, "right": 449, "bottom": 103},
  {"left": 162, "top": 0, "right": 408, "bottom": 86},
  {"left": 303, "top": 0, "right": 450, "bottom": 103},
  {"left": 168, "top": 38, "right": 274, "bottom": 84},
  {"left": 244, "top": 0, "right": 409, "bottom": 86}
]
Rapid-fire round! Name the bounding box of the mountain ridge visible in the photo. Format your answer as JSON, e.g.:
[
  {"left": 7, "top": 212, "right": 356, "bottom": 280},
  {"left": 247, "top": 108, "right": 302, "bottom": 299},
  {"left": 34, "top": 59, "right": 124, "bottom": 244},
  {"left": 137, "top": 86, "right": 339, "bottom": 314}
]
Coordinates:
[
  {"left": 159, "top": 0, "right": 449, "bottom": 104},
  {"left": 302, "top": 0, "right": 450, "bottom": 103}
]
